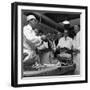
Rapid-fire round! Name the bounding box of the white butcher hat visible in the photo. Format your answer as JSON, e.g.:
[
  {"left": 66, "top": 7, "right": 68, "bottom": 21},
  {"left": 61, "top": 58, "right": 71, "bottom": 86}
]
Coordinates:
[
  {"left": 62, "top": 20, "right": 70, "bottom": 24},
  {"left": 27, "top": 15, "right": 36, "bottom": 21}
]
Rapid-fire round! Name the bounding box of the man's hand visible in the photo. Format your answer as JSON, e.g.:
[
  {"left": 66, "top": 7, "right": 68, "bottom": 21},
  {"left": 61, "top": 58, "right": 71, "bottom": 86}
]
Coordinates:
[
  {"left": 73, "top": 49, "right": 80, "bottom": 55},
  {"left": 41, "top": 35, "right": 46, "bottom": 40}
]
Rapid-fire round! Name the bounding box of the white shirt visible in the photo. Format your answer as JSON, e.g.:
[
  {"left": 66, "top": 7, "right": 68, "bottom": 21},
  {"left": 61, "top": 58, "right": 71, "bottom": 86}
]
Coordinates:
[
  {"left": 23, "top": 24, "right": 48, "bottom": 51},
  {"left": 57, "top": 36, "right": 73, "bottom": 49},
  {"left": 23, "top": 24, "right": 42, "bottom": 49},
  {"left": 73, "top": 31, "right": 80, "bottom": 50}
]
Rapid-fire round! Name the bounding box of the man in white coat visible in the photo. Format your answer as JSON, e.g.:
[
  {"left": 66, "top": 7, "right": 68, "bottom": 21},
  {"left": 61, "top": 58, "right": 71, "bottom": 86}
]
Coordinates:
[
  {"left": 73, "top": 25, "right": 80, "bottom": 74},
  {"left": 23, "top": 15, "right": 48, "bottom": 67}
]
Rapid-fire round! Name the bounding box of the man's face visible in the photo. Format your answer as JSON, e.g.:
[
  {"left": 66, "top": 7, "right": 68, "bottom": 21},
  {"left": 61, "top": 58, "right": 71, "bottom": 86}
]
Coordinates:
[
  {"left": 74, "top": 25, "right": 79, "bottom": 33},
  {"left": 64, "top": 30, "right": 68, "bottom": 37},
  {"left": 29, "top": 19, "right": 38, "bottom": 27}
]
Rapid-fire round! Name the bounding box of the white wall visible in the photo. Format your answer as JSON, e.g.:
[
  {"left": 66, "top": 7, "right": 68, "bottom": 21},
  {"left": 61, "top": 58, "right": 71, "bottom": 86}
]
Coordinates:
[{"left": 0, "top": 0, "right": 89, "bottom": 90}]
